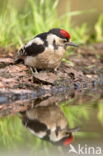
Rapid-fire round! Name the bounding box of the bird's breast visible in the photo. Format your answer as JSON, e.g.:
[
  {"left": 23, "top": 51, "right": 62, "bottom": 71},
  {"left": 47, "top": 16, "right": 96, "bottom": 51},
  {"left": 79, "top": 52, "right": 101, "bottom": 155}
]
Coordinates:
[{"left": 25, "top": 46, "right": 65, "bottom": 69}]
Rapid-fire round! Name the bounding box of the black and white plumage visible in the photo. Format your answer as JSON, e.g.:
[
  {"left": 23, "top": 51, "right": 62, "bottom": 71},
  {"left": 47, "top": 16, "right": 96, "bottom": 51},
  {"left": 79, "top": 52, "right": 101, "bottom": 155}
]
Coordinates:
[
  {"left": 15, "top": 28, "right": 77, "bottom": 70},
  {"left": 21, "top": 104, "right": 79, "bottom": 145}
]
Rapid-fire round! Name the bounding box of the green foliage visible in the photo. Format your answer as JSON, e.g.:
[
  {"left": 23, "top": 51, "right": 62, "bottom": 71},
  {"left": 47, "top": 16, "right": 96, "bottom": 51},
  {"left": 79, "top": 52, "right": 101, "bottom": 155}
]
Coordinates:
[
  {"left": 60, "top": 103, "right": 89, "bottom": 128},
  {"left": 60, "top": 96, "right": 103, "bottom": 138},
  {"left": 0, "top": 115, "right": 49, "bottom": 150},
  {"left": 72, "top": 23, "right": 89, "bottom": 43},
  {"left": 95, "top": 14, "right": 103, "bottom": 42},
  {"left": 0, "top": 115, "right": 23, "bottom": 148},
  {"left": 97, "top": 100, "right": 103, "bottom": 126},
  {"left": 0, "top": 0, "right": 102, "bottom": 48},
  {"left": 0, "top": 98, "right": 103, "bottom": 150},
  {"left": 0, "top": 0, "right": 90, "bottom": 48},
  {"left": 0, "top": 0, "right": 103, "bottom": 152}
]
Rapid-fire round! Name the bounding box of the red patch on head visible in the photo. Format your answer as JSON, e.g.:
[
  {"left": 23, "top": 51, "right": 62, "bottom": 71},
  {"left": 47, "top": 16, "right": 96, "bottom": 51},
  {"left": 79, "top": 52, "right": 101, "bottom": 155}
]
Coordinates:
[
  {"left": 60, "top": 29, "right": 71, "bottom": 39},
  {"left": 63, "top": 135, "right": 73, "bottom": 146}
]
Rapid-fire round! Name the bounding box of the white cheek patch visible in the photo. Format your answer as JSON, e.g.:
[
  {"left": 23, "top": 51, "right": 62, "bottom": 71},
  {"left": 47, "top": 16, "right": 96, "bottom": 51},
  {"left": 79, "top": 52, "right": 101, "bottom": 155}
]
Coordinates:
[
  {"left": 46, "top": 34, "right": 58, "bottom": 45},
  {"left": 26, "top": 37, "right": 44, "bottom": 47},
  {"left": 49, "top": 131, "right": 63, "bottom": 142},
  {"left": 28, "top": 128, "right": 46, "bottom": 138}
]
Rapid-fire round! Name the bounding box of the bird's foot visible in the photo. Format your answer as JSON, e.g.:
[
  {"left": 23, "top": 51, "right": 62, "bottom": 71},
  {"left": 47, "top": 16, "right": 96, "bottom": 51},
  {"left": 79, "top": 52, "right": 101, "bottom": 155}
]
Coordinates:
[
  {"left": 30, "top": 67, "right": 38, "bottom": 75},
  {"left": 53, "top": 67, "right": 58, "bottom": 74}
]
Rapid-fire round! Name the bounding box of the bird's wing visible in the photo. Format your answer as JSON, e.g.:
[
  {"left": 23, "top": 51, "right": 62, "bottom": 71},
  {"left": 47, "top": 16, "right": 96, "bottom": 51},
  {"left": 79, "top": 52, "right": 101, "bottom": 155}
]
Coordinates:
[
  {"left": 14, "top": 37, "right": 46, "bottom": 63},
  {"left": 23, "top": 42, "right": 45, "bottom": 56}
]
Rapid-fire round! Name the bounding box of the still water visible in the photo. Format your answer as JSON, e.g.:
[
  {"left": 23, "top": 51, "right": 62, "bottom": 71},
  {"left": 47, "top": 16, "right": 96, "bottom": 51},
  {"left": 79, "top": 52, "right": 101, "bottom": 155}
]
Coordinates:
[{"left": 0, "top": 86, "right": 103, "bottom": 156}]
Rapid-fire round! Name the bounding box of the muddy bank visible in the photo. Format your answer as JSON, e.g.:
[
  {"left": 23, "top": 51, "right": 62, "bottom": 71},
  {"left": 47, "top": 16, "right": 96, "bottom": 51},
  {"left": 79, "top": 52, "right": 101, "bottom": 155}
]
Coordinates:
[
  {"left": 0, "top": 43, "right": 103, "bottom": 103},
  {"left": 0, "top": 87, "right": 103, "bottom": 117}
]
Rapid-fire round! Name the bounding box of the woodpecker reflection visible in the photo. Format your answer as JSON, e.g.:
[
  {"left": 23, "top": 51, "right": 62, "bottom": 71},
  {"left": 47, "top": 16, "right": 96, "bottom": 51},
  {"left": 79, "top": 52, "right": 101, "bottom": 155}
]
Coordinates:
[{"left": 21, "top": 104, "right": 79, "bottom": 146}]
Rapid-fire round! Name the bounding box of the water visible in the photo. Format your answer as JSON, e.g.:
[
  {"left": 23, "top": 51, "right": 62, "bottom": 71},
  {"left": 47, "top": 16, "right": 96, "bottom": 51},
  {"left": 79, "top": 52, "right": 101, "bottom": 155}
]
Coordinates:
[{"left": 0, "top": 86, "right": 103, "bottom": 156}]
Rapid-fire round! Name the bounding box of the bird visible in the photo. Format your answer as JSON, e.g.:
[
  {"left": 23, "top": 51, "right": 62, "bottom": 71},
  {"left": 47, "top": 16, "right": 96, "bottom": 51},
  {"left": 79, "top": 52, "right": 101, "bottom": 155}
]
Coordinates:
[
  {"left": 15, "top": 28, "right": 77, "bottom": 72},
  {"left": 21, "top": 104, "right": 79, "bottom": 146}
]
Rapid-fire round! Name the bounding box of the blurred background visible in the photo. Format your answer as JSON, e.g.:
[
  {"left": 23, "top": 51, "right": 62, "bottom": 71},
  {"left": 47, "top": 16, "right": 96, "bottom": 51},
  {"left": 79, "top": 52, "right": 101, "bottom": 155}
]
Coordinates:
[
  {"left": 0, "top": 0, "right": 103, "bottom": 48},
  {"left": 59, "top": 0, "right": 103, "bottom": 27},
  {"left": 0, "top": 0, "right": 103, "bottom": 155}
]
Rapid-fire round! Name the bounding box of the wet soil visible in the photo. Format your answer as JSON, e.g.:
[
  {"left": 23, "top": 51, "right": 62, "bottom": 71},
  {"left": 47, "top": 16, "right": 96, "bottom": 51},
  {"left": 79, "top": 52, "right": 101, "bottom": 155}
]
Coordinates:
[{"left": 0, "top": 43, "right": 103, "bottom": 106}]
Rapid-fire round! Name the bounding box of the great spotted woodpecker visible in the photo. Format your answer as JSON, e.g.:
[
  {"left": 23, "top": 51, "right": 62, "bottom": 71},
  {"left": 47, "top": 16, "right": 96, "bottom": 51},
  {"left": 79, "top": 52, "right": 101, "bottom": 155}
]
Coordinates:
[
  {"left": 15, "top": 28, "right": 77, "bottom": 71},
  {"left": 21, "top": 104, "right": 79, "bottom": 146}
]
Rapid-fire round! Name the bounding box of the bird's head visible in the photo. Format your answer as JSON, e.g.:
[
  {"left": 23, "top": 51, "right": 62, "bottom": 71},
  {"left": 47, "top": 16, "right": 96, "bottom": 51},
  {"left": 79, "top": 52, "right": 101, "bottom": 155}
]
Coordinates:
[
  {"left": 49, "top": 127, "right": 79, "bottom": 146},
  {"left": 47, "top": 28, "right": 78, "bottom": 48}
]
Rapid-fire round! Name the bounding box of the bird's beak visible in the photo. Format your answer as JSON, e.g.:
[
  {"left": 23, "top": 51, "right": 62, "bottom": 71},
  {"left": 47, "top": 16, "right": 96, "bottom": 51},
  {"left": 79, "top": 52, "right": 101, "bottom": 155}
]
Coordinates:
[
  {"left": 67, "top": 127, "right": 80, "bottom": 133},
  {"left": 67, "top": 42, "right": 78, "bottom": 47},
  {"left": 62, "top": 127, "right": 80, "bottom": 136}
]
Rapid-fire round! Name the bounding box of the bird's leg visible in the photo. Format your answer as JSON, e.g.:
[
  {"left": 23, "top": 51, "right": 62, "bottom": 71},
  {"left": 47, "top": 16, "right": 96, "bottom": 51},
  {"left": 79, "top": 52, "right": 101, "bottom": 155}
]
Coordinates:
[
  {"left": 54, "top": 67, "right": 58, "bottom": 72},
  {"left": 30, "top": 67, "right": 38, "bottom": 75},
  {"left": 34, "top": 68, "right": 38, "bottom": 74},
  {"left": 54, "top": 66, "right": 59, "bottom": 74}
]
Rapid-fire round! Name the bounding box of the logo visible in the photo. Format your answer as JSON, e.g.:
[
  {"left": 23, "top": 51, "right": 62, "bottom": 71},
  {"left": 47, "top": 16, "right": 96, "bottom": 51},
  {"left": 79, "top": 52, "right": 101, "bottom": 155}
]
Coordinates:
[{"left": 68, "top": 144, "right": 102, "bottom": 155}]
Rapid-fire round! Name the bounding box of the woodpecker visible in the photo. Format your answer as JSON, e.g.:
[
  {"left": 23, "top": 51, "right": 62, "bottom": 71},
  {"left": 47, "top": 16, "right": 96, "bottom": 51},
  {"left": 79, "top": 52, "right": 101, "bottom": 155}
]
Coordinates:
[
  {"left": 21, "top": 104, "right": 79, "bottom": 146},
  {"left": 15, "top": 28, "right": 77, "bottom": 71}
]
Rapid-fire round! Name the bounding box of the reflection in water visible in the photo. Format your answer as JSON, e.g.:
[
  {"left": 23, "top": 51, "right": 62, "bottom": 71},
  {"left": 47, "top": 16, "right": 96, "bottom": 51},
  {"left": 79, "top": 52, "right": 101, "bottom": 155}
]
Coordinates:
[
  {"left": 0, "top": 87, "right": 103, "bottom": 156},
  {"left": 21, "top": 104, "right": 79, "bottom": 146}
]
